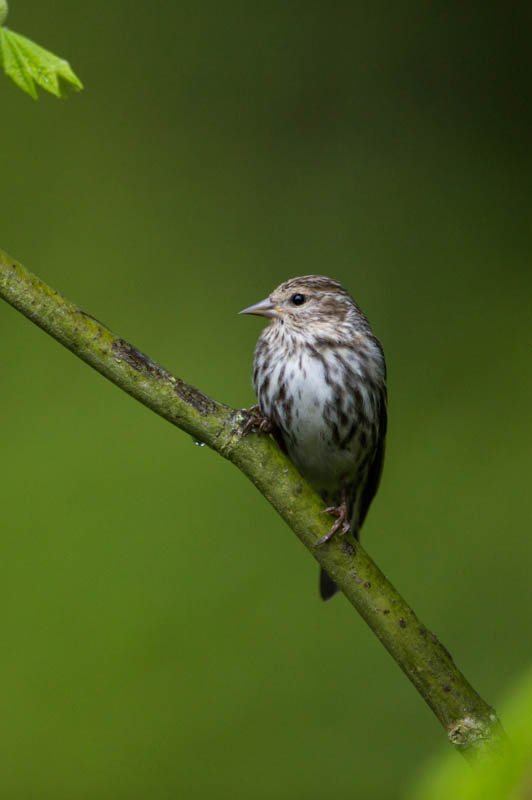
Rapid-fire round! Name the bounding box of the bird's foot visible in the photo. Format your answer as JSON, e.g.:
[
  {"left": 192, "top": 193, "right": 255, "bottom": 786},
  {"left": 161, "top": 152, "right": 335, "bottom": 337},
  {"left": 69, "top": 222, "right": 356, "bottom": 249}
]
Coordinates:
[
  {"left": 241, "top": 404, "right": 274, "bottom": 436},
  {"left": 316, "top": 491, "right": 350, "bottom": 546}
]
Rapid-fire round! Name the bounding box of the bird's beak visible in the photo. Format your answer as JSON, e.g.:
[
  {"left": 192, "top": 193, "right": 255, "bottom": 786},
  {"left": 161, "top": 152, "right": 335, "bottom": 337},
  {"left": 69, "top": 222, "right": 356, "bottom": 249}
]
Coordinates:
[{"left": 238, "top": 297, "right": 280, "bottom": 319}]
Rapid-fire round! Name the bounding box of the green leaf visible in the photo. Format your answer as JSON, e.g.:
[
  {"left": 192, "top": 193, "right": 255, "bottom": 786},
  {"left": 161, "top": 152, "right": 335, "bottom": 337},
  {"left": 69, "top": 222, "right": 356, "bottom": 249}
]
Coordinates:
[
  {"left": 0, "top": 26, "right": 83, "bottom": 99},
  {"left": 410, "top": 665, "right": 532, "bottom": 800}
]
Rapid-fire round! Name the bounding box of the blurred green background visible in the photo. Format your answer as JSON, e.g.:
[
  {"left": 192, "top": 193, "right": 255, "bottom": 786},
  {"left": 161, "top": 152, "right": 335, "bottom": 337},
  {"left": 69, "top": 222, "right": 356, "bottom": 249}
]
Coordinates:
[{"left": 1, "top": 2, "right": 531, "bottom": 798}]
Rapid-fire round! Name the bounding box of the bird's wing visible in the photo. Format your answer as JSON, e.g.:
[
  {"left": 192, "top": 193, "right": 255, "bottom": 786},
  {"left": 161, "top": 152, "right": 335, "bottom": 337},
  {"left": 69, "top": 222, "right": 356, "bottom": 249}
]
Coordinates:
[{"left": 358, "top": 388, "right": 387, "bottom": 530}]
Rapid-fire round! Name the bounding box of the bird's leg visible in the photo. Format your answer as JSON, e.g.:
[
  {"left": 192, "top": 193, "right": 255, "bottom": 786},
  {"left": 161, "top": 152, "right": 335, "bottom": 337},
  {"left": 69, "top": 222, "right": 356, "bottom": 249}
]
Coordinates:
[
  {"left": 316, "top": 487, "right": 351, "bottom": 546},
  {"left": 241, "top": 404, "right": 275, "bottom": 436}
]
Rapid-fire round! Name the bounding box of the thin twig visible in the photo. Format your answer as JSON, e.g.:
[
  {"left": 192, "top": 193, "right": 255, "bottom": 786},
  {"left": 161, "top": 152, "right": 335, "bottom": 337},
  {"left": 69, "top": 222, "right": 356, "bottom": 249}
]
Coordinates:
[{"left": 0, "top": 248, "right": 505, "bottom": 760}]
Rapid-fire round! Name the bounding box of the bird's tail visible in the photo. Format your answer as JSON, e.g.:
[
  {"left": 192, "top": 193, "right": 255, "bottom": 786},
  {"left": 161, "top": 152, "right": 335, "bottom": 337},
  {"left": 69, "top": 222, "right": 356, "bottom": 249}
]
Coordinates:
[
  {"left": 319, "top": 511, "right": 360, "bottom": 601},
  {"left": 319, "top": 568, "right": 339, "bottom": 600}
]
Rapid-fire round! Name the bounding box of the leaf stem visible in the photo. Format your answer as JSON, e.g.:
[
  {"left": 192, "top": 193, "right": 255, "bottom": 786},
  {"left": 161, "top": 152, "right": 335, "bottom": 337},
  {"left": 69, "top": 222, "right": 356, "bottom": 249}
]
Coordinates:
[{"left": 0, "top": 1, "right": 8, "bottom": 27}]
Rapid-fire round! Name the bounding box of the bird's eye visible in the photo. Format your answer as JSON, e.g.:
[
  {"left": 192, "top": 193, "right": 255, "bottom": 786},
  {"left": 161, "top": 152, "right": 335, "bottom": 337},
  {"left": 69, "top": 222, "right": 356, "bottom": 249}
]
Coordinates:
[{"left": 291, "top": 293, "right": 306, "bottom": 306}]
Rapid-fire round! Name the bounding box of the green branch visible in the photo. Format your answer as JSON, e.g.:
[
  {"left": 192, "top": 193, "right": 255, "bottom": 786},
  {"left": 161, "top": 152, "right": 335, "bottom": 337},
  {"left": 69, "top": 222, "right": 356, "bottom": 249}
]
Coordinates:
[{"left": 0, "top": 248, "right": 505, "bottom": 761}]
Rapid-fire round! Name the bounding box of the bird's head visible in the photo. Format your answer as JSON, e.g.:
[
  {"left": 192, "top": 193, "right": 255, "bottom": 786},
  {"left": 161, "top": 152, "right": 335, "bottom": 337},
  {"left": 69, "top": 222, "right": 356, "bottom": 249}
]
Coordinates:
[{"left": 239, "top": 275, "right": 366, "bottom": 338}]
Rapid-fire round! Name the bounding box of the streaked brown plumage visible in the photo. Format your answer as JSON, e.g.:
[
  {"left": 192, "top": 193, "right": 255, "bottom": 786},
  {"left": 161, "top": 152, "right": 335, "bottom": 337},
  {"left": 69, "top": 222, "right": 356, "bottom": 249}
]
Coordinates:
[{"left": 240, "top": 276, "right": 387, "bottom": 599}]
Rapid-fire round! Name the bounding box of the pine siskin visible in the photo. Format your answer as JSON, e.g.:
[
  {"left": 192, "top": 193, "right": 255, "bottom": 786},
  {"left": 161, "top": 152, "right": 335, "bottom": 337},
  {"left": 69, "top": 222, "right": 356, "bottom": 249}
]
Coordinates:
[{"left": 240, "top": 276, "right": 387, "bottom": 599}]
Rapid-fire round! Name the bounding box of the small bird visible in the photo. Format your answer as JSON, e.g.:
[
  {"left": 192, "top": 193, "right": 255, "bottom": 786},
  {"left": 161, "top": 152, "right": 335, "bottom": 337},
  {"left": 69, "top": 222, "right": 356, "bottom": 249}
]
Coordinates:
[{"left": 240, "top": 276, "right": 387, "bottom": 600}]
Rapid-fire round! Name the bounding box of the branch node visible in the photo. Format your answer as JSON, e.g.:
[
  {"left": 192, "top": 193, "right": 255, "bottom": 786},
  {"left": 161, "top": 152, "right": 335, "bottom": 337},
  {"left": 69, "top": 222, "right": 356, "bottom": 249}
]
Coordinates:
[{"left": 448, "top": 714, "right": 504, "bottom": 760}]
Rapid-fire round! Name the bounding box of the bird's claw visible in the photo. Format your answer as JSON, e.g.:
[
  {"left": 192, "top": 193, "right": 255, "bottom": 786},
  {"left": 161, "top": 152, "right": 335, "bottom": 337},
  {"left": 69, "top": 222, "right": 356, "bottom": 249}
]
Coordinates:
[
  {"left": 316, "top": 496, "right": 350, "bottom": 546},
  {"left": 241, "top": 404, "right": 274, "bottom": 436}
]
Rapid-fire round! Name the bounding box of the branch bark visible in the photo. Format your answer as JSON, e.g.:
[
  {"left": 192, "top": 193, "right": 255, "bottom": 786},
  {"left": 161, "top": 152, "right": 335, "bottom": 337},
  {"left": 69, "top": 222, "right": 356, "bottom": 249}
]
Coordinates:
[{"left": 0, "top": 248, "right": 505, "bottom": 761}]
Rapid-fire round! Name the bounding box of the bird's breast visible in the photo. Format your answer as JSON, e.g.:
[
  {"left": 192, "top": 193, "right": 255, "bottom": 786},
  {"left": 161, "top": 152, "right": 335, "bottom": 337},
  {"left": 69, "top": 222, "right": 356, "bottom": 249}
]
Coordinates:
[{"left": 254, "top": 340, "right": 378, "bottom": 492}]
